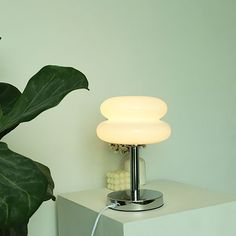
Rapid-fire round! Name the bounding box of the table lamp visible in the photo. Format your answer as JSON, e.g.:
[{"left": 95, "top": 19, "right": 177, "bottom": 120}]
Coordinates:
[{"left": 96, "top": 96, "right": 171, "bottom": 211}]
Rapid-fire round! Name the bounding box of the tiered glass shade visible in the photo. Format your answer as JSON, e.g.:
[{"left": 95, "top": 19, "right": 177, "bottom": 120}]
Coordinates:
[{"left": 96, "top": 96, "right": 171, "bottom": 145}]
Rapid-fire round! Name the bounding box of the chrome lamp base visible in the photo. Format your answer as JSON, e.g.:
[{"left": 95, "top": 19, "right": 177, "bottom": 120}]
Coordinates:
[
  {"left": 107, "top": 189, "right": 163, "bottom": 212},
  {"left": 107, "top": 145, "right": 164, "bottom": 212}
]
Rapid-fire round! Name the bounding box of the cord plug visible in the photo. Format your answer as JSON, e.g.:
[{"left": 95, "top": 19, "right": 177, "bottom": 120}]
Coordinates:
[{"left": 108, "top": 202, "right": 120, "bottom": 209}]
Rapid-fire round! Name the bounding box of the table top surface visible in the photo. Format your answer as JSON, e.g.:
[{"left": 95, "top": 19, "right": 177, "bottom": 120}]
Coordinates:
[{"left": 58, "top": 179, "right": 236, "bottom": 223}]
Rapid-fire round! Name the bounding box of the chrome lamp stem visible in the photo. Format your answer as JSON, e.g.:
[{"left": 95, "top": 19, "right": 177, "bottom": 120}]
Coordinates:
[{"left": 130, "top": 145, "right": 140, "bottom": 201}]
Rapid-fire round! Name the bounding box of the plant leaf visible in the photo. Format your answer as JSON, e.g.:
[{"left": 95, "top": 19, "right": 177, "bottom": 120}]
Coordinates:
[
  {"left": 0, "top": 105, "right": 3, "bottom": 119},
  {"left": 33, "top": 161, "right": 55, "bottom": 201},
  {"left": 0, "top": 223, "right": 28, "bottom": 236},
  {"left": 0, "top": 65, "right": 89, "bottom": 138},
  {"left": 0, "top": 83, "right": 21, "bottom": 116},
  {"left": 0, "top": 142, "right": 51, "bottom": 227},
  {"left": 0, "top": 83, "right": 21, "bottom": 135}
]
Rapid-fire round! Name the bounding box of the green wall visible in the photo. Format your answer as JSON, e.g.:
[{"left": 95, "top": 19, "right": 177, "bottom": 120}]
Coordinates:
[{"left": 0, "top": 0, "right": 236, "bottom": 235}]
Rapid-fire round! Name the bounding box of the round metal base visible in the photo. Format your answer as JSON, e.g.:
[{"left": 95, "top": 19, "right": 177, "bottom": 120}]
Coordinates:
[{"left": 107, "top": 189, "right": 164, "bottom": 212}]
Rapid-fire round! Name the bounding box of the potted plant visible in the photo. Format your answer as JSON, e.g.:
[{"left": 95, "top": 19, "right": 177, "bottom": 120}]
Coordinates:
[{"left": 0, "top": 65, "right": 89, "bottom": 235}]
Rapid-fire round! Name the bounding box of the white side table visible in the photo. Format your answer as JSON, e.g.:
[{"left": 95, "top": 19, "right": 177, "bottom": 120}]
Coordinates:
[{"left": 57, "top": 180, "right": 236, "bottom": 236}]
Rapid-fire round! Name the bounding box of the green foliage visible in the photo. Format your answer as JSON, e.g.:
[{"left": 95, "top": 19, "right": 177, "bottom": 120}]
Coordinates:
[{"left": 0, "top": 65, "right": 89, "bottom": 235}]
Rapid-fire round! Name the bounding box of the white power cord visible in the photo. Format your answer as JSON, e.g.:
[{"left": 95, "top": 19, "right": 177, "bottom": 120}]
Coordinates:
[{"left": 90, "top": 203, "right": 119, "bottom": 236}]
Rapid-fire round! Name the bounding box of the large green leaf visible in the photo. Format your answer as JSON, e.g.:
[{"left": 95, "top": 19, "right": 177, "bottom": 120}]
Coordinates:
[
  {"left": 0, "top": 65, "right": 89, "bottom": 138},
  {"left": 0, "top": 83, "right": 21, "bottom": 117},
  {"left": 0, "top": 224, "right": 28, "bottom": 236},
  {"left": 33, "top": 161, "right": 55, "bottom": 201},
  {"left": 0, "top": 142, "right": 53, "bottom": 227},
  {"left": 0, "top": 83, "right": 22, "bottom": 139}
]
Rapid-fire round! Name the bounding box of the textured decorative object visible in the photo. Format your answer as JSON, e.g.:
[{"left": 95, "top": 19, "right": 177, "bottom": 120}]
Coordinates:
[
  {"left": 97, "top": 96, "right": 171, "bottom": 211},
  {"left": 107, "top": 170, "right": 130, "bottom": 191}
]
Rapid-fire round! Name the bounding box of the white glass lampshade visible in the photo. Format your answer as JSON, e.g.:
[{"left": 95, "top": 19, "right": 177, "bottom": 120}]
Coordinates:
[
  {"left": 96, "top": 96, "right": 171, "bottom": 145},
  {"left": 100, "top": 96, "right": 167, "bottom": 121}
]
